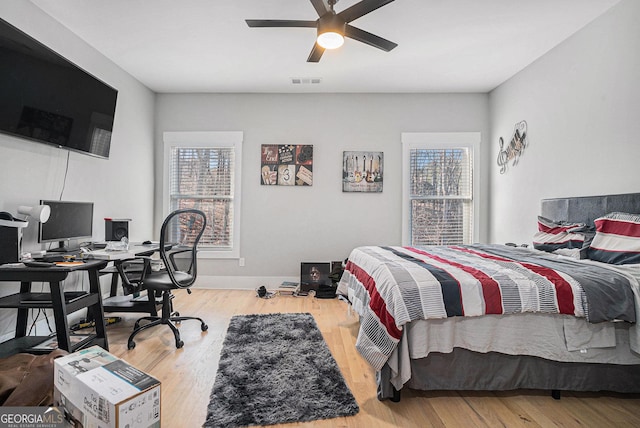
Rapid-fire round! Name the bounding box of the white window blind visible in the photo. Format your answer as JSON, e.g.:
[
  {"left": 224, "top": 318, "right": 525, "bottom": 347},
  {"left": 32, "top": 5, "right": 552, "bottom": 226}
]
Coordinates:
[
  {"left": 409, "top": 147, "right": 473, "bottom": 245},
  {"left": 169, "top": 147, "right": 235, "bottom": 249}
]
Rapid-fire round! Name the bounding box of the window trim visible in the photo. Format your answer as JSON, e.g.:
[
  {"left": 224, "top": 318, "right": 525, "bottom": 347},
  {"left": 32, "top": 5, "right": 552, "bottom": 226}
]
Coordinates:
[
  {"left": 401, "top": 132, "right": 481, "bottom": 246},
  {"left": 163, "top": 131, "right": 243, "bottom": 259}
]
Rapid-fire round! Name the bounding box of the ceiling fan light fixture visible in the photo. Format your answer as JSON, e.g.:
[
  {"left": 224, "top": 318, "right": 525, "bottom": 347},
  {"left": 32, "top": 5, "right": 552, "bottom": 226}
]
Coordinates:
[
  {"left": 317, "top": 13, "right": 345, "bottom": 49},
  {"left": 246, "top": 0, "right": 398, "bottom": 62},
  {"left": 317, "top": 31, "right": 344, "bottom": 49}
]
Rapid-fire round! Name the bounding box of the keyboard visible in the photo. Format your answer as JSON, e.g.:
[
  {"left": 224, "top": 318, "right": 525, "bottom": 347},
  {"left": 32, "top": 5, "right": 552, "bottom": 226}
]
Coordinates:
[
  {"left": 41, "top": 249, "right": 83, "bottom": 262},
  {"left": 42, "top": 254, "right": 67, "bottom": 262}
]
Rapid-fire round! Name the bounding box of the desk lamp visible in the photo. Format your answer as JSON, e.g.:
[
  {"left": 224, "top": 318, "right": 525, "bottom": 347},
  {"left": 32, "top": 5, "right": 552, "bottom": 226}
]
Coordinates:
[{"left": 17, "top": 204, "right": 51, "bottom": 224}]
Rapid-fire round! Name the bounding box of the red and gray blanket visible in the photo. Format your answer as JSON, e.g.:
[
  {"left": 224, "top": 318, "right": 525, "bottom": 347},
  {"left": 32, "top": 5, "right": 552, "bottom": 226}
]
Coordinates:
[{"left": 339, "top": 244, "right": 636, "bottom": 370}]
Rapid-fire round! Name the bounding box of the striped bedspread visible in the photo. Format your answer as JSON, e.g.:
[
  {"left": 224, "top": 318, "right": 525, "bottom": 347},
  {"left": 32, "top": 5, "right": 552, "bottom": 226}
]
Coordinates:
[{"left": 339, "top": 244, "right": 637, "bottom": 370}]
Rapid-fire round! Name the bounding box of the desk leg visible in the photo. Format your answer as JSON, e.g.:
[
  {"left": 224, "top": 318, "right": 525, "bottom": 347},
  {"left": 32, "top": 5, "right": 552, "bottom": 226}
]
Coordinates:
[
  {"left": 49, "top": 280, "right": 71, "bottom": 351},
  {"left": 88, "top": 268, "right": 109, "bottom": 351},
  {"left": 15, "top": 281, "right": 31, "bottom": 337},
  {"left": 109, "top": 265, "right": 120, "bottom": 297}
]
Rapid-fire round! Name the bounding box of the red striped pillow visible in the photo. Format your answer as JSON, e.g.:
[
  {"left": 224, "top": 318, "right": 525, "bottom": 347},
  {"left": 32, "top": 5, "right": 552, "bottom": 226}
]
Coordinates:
[
  {"left": 537, "top": 216, "right": 585, "bottom": 234},
  {"left": 587, "top": 212, "right": 640, "bottom": 264},
  {"left": 533, "top": 216, "right": 587, "bottom": 253}
]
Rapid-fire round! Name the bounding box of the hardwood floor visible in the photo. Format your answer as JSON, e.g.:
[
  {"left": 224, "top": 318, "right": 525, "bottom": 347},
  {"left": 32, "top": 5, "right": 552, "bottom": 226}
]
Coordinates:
[{"left": 103, "top": 289, "right": 640, "bottom": 427}]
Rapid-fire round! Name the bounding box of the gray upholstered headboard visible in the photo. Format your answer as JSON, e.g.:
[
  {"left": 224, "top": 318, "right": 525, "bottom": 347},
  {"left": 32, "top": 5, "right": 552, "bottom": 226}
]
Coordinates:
[{"left": 541, "top": 193, "right": 640, "bottom": 226}]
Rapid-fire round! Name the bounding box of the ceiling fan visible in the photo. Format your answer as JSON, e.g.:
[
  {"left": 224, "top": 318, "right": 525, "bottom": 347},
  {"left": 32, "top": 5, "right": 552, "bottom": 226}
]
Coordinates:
[{"left": 246, "top": 0, "right": 398, "bottom": 62}]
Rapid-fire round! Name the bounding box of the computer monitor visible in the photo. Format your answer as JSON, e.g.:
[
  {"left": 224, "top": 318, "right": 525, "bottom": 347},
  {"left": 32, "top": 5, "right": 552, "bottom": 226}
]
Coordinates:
[{"left": 39, "top": 200, "right": 93, "bottom": 252}]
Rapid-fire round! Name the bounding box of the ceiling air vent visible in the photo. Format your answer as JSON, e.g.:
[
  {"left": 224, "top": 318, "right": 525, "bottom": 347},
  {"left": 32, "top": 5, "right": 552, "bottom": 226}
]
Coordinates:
[{"left": 291, "top": 77, "right": 322, "bottom": 85}]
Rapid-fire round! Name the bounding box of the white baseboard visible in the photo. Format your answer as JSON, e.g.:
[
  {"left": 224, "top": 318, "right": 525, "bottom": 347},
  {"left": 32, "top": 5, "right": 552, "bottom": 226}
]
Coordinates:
[
  {"left": 0, "top": 276, "right": 296, "bottom": 344},
  {"left": 192, "top": 275, "right": 299, "bottom": 291}
]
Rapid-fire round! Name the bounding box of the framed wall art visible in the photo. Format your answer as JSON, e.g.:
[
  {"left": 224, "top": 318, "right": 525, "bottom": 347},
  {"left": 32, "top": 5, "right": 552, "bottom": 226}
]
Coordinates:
[
  {"left": 261, "top": 144, "right": 313, "bottom": 186},
  {"left": 342, "top": 151, "right": 383, "bottom": 192}
]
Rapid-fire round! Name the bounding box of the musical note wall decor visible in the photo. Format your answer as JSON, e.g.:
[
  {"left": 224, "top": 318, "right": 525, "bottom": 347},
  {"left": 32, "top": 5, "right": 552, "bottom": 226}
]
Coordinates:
[{"left": 497, "top": 120, "right": 528, "bottom": 174}]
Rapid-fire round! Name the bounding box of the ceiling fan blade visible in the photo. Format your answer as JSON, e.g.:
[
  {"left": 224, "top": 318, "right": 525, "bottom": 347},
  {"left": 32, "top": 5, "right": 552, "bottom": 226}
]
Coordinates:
[
  {"left": 338, "top": 0, "right": 395, "bottom": 23},
  {"left": 345, "top": 24, "right": 397, "bottom": 52},
  {"left": 246, "top": 19, "right": 317, "bottom": 28},
  {"left": 309, "top": 0, "right": 329, "bottom": 17},
  {"left": 307, "top": 43, "right": 325, "bottom": 62}
]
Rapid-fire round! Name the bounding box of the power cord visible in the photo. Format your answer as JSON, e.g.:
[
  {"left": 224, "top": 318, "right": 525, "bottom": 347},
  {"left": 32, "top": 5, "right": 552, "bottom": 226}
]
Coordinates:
[
  {"left": 27, "top": 282, "right": 54, "bottom": 336},
  {"left": 58, "top": 150, "right": 71, "bottom": 200},
  {"left": 28, "top": 308, "right": 53, "bottom": 336}
]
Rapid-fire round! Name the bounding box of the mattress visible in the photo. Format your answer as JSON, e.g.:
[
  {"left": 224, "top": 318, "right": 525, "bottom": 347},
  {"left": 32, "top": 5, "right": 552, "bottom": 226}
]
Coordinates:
[{"left": 338, "top": 244, "right": 640, "bottom": 378}]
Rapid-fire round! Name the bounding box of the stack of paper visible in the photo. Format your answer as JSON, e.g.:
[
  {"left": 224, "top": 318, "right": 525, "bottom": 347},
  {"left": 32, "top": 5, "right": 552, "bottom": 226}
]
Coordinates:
[
  {"left": 277, "top": 281, "right": 299, "bottom": 295},
  {"left": 86, "top": 250, "right": 135, "bottom": 261}
]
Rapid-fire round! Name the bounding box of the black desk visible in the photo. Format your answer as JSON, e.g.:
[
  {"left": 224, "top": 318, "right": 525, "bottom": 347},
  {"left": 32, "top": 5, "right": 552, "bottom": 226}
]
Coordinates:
[{"left": 0, "top": 259, "right": 109, "bottom": 357}]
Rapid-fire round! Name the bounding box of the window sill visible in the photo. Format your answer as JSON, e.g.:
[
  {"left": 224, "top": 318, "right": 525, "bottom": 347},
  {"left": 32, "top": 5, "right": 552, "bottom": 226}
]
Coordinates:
[{"left": 197, "top": 249, "right": 240, "bottom": 260}]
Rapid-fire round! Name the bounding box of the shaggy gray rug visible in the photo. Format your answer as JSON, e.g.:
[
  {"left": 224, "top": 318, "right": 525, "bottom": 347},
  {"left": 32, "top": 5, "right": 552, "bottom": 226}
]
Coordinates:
[{"left": 203, "top": 313, "right": 359, "bottom": 427}]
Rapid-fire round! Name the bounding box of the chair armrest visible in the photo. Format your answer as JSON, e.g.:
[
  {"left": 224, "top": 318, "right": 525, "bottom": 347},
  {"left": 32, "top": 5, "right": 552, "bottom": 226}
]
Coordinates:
[
  {"left": 166, "top": 246, "right": 191, "bottom": 257},
  {"left": 116, "top": 256, "right": 153, "bottom": 295},
  {"left": 166, "top": 247, "right": 191, "bottom": 271}
]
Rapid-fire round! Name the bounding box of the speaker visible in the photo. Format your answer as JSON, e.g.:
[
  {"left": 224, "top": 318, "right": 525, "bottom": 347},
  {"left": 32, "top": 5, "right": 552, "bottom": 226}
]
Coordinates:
[
  {"left": 105, "top": 219, "right": 129, "bottom": 241},
  {"left": 0, "top": 225, "right": 22, "bottom": 264}
]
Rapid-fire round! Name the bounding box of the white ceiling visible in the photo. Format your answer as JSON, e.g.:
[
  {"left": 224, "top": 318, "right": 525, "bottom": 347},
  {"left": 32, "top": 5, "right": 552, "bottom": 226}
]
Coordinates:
[{"left": 29, "top": 0, "right": 620, "bottom": 94}]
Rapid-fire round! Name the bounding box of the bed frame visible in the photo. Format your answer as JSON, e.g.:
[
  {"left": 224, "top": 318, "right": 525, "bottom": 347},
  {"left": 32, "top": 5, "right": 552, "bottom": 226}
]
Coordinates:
[{"left": 378, "top": 192, "right": 640, "bottom": 401}]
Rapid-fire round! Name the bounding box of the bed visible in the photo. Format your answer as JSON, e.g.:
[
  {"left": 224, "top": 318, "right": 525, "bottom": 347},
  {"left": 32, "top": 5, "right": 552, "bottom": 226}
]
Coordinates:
[{"left": 337, "top": 193, "right": 640, "bottom": 400}]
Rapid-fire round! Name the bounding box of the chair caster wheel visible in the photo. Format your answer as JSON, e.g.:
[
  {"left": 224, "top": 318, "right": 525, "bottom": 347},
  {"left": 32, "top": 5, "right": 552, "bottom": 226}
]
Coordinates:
[
  {"left": 201, "top": 323, "right": 208, "bottom": 331},
  {"left": 128, "top": 341, "right": 136, "bottom": 350},
  {"left": 176, "top": 340, "right": 184, "bottom": 349}
]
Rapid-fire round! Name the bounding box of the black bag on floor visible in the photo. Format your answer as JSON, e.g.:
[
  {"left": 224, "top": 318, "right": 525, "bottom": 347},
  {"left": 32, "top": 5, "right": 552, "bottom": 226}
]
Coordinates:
[{"left": 315, "top": 283, "right": 337, "bottom": 299}]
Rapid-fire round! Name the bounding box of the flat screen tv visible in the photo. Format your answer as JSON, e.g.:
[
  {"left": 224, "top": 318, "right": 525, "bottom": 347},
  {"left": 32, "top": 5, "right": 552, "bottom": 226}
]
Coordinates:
[
  {"left": 39, "top": 200, "right": 94, "bottom": 252},
  {"left": 0, "top": 18, "right": 118, "bottom": 159}
]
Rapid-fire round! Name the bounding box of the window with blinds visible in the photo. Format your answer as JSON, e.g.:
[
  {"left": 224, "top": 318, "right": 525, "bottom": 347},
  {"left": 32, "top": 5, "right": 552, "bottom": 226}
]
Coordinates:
[
  {"left": 409, "top": 147, "right": 473, "bottom": 245},
  {"left": 169, "top": 147, "right": 235, "bottom": 249}
]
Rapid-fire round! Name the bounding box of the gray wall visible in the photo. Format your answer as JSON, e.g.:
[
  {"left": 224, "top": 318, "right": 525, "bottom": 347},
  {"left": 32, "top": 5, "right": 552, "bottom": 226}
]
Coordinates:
[
  {"left": 0, "top": 2, "right": 156, "bottom": 340},
  {"left": 488, "top": 0, "right": 640, "bottom": 245},
  {"left": 155, "top": 93, "right": 491, "bottom": 287}
]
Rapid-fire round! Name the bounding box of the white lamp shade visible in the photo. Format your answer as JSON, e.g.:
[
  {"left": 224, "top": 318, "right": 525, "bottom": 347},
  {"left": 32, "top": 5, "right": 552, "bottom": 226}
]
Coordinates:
[{"left": 18, "top": 204, "right": 51, "bottom": 223}]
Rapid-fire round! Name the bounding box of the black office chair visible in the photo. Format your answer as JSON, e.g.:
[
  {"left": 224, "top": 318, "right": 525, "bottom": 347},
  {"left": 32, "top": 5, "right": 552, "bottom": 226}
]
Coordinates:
[{"left": 124, "top": 208, "right": 208, "bottom": 349}]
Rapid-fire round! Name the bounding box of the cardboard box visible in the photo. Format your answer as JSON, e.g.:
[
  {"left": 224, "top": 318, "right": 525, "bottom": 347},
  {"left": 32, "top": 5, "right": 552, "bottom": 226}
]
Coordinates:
[{"left": 54, "top": 346, "right": 161, "bottom": 428}]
